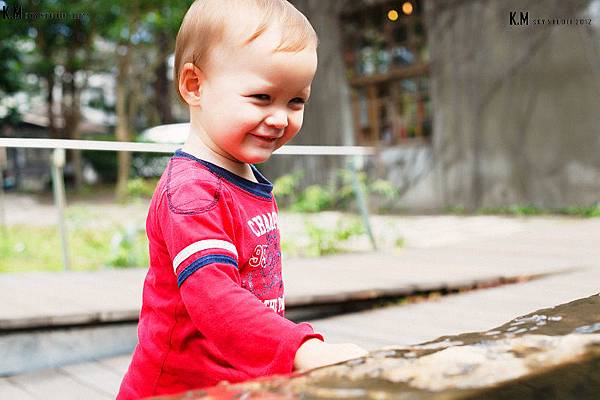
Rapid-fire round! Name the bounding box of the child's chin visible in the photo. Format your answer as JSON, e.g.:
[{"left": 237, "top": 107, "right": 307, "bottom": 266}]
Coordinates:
[{"left": 241, "top": 151, "right": 273, "bottom": 164}]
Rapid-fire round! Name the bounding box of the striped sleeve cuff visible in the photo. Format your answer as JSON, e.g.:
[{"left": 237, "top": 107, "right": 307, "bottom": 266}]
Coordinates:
[{"left": 173, "top": 239, "right": 239, "bottom": 287}]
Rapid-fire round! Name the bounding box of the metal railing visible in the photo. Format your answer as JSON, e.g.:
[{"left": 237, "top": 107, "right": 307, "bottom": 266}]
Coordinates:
[{"left": 0, "top": 138, "right": 377, "bottom": 270}]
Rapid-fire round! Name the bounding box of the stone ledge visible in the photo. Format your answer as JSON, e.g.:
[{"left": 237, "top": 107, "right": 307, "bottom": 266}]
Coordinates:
[{"left": 155, "top": 293, "right": 600, "bottom": 400}]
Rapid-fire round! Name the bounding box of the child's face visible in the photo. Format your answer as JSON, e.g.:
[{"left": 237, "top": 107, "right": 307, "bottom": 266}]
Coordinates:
[{"left": 193, "top": 26, "right": 318, "bottom": 164}]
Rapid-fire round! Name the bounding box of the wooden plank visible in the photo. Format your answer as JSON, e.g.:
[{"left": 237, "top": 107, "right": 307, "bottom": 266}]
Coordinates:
[
  {"left": 7, "top": 368, "right": 112, "bottom": 400},
  {"left": 0, "top": 217, "right": 598, "bottom": 332},
  {"left": 59, "top": 360, "right": 124, "bottom": 397},
  {"left": 95, "top": 354, "right": 132, "bottom": 377},
  {"left": 0, "top": 269, "right": 144, "bottom": 329},
  {"left": 0, "top": 378, "right": 37, "bottom": 399}
]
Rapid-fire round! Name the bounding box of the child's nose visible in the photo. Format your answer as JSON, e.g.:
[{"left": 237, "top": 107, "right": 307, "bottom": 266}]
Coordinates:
[{"left": 265, "top": 110, "right": 288, "bottom": 129}]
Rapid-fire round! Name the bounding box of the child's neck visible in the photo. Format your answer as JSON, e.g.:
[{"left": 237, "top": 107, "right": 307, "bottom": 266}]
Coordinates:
[{"left": 182, "top": 133, "right": 257, "bottom": 183}]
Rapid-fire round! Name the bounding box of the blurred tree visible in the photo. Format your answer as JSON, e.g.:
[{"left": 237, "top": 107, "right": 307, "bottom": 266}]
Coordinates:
[
  {"left": 96, "top": 0, "right": 188, "bottom": 200},
  {"left": 0, "top": 8, "right": 27, "bottom": 131},
  {"left": 22, "top": 0, "right": 100, "bottom": 185},
  {"left": 3, "top": 0, "right": 189, "bottom": 194},
  {"left": 144, "top": 3, "right": 188, "bottom": 125}
]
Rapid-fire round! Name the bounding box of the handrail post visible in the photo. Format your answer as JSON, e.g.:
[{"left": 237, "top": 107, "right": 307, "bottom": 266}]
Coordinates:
[
  {"left": 0, "top": 147, "right": 7, "bottom": 243},
  {"left": 51, "top": 148, "right": 70, "bottom": 271},
  {"left": 349, "top": 155, "right": 377, "bottom": 251}
]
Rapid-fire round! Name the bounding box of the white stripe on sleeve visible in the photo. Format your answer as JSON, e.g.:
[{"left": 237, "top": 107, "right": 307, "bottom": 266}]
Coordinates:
[{"left": 172, "top": 239, "right": 238, "bottom": 273}]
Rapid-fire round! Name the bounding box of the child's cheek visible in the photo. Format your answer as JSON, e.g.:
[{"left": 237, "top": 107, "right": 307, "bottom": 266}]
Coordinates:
[
  {"left": 290, "top": 112, "right": 304, "bottom": 134},
  {"left": 238, "top": 106, "right": 265, "bottom": 128},
  {"left": 295, "top": 112, "right": 304, "bottom": 128}
]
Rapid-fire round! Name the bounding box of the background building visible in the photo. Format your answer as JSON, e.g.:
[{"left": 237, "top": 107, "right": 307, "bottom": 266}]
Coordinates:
[{"left": 263, "top": 0, "right": 600, "bottom": 211}]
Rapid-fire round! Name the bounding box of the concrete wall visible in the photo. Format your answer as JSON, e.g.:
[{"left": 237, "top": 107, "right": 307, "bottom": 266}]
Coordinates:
[
  {"left": 426, "top": 0, "right": 600, "bottom": 209},
  {"left": 364, "top": 143, "right": 437, "bottom": 212}
]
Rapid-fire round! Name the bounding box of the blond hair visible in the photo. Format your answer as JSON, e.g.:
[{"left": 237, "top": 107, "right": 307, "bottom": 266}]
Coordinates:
[{"left": 174, "top": 0, "right": 318, "bottom": 103}]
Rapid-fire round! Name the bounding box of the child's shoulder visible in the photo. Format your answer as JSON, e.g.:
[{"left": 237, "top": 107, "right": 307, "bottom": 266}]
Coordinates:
[{"left": 157, "top": 155, "right": 223, "bottom": 215}]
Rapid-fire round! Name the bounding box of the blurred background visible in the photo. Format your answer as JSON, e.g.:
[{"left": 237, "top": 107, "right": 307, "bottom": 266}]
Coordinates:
[
  {"left": 0, "top": 0, "right": 599, "bottom": 260},
  {"left": 1, "top": 0, "right": 599, "bottom": 272},
  {"left": 1, "top": 1, "right": 600, "bottom": 397}
]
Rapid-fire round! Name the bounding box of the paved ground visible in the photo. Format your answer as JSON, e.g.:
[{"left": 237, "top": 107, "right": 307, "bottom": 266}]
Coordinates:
[
  {"left": 307, "top": 216, "right": 600, "bottom": 348},
  {"left": 1, "top": 193, "right": 599, "bottom": 398},
  {"left": 0, "top": 217, "right": 587, "bottom": 329}
]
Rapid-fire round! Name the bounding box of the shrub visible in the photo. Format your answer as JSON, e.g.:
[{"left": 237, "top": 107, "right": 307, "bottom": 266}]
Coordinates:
[
  {"left": 273, "top": 171, "right": 303, "bottom": 208},
  {"left": 304, "top": 219, "right": 364, "bottom": 256},
  {"left": 291, "top": 185, "right": 334, "bottom": 213},
  {"left": 127, "top": 177, "right": 159, "bottom": 199},
  {"left": 273, "top": 169, "right": 401, "bottom": 214},
  {"left": 108, "top": 223, "right": 149, "bottom": 268}
]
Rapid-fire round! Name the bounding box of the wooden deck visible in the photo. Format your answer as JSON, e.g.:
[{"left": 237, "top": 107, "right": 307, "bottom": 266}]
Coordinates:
[
  {"left": 0, "top": 354, "right": 130, "bottom": 399},
  {"left": 1, "top": 216, "right": 599, "bottom": 398},
  {"left": 0, "top": 214, "right": 543, "bottom": 330}
]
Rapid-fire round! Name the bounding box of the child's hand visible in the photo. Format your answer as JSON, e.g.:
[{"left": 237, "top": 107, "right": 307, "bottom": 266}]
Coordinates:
[{"left": 293, "top": 338, "right": 369, "bottom": 371}]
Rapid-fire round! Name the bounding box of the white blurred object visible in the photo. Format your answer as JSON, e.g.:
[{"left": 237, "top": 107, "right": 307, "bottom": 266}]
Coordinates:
[
  {"left": 83, "top": 163, "right": 99, "bottom": 184},
  {"left": 140, "top": 123, "right": 189, "bottom": 144}
]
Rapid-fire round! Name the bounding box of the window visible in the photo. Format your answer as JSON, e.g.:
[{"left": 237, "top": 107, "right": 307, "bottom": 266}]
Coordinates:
[{"left": 340, "top": 0, "right": 431, "bottom": 146}]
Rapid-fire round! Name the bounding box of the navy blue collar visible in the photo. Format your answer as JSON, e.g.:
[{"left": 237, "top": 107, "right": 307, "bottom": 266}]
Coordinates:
[{"left": 174, "top": 149, "right": 273, "bottom": 199}]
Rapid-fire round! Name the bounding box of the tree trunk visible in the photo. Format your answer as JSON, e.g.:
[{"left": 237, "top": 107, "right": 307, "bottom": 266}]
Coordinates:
[
  {"left": 45, "top": 72, "right": 60, "bottom": 139},
  {"left": 63, "top": 70, "right": 83, "bottom": 188},
  {"left": 115, "top": 44, "right": 132, "bottom": 201},
  {"left": 153, "top": 30, "right": 173, "bottom": 124}
]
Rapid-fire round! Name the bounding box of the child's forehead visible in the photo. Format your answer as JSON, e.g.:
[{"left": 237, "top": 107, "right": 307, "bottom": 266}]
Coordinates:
[
  {"left": 212, "top": 24, "right": 316, "bottom": 72},
  {"left": 223, "top": 18, "right": 284, "bottom": 53},
  {"left": 210, "top": 41, "right": 316, "bottom": 95}
]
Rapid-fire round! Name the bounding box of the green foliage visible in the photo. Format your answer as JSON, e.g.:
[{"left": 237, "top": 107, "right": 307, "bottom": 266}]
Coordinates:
[
  {"left": 1, "top": 205, "right": 150, "bottom": 272},
  {"left": 446, "top": 204, "right": 600, "bottom": 218},
  {"left": 0, "top": 225, "right": 66, "bottom": 272},
  {"left": 291, "top": 185, "right": 335, "bottom": 213},
  {"left": 0, "top": 26, "right": 25, "bottom": 126},
  {"left": 0, "top": 6, "right": 26, "bottom": 98},
  {"left": 273, "top": 171, "right": 303, "bottom": 200},
  {"left": 127, "top": 178, "right": 158, "bottom": 199},
  {"left": 395, "top": 237, "right": 406, "bottom": 248},
  {"left": 0, "top": 223, "right": 148, "bottom": 272},
  {"left": 274, "top": 170, "right": 336, "bottom": 213},
  {"left": 480, "top": 204, "right": 600, "bottom": 217},
  {"left": 335, "top": 169, "right": 365, "bottom": 208},
  {"left": 273, "top": 169, "right": 400, "bottom": 214},
  {"left": 370, "top": 179, "right": 398, "bottom": 200},
  {"left": 478, "top": 204, "right": 543, "bottom": 216},
  {"left": 108, "top": 224, "right": 149, "bottom": 268},
  {"left": 367, "top": 178, "right": 400, "bottom": 213},
  {"left": 303, "top": 219, "right": 364, "bottom": 257},
  {"left": 444, "top": 205, "right": 468, "bottom": 215},
  {"left": 557, "top": 205, "right": 600, "bottom": 218}
]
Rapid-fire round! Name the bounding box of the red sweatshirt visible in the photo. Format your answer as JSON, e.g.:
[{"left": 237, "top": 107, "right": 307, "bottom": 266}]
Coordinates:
[{"left": 117, "top": 150, "right": 322, "bottom": 399}]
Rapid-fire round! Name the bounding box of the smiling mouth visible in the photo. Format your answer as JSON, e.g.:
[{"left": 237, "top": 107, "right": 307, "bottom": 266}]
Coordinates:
[{"left": 250, "top": 133, "right": 280, "bottom": 143}]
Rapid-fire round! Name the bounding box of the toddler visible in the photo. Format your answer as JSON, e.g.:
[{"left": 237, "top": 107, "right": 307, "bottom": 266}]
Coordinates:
[{"left": 117, "top": 0, "right": 367, "bottom": 398}]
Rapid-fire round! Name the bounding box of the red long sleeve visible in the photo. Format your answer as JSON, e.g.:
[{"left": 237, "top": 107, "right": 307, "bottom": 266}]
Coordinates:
[
  {"left": 180, "top": 262, "right": 319, "bottom": 376},
  {"left": 118, "top": 152, "right": 323, "bottom": 399}
]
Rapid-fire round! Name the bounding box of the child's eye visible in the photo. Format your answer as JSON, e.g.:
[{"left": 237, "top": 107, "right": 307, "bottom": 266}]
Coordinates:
[
  {"left": 290, "top": 97, "right": 306, "bottom": 105},
  {"left": 251, "top": 94, "right": 270, "bottom": 101}
]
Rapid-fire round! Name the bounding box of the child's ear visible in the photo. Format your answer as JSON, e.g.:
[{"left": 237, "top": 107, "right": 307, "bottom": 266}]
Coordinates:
[{"left": 179, "top": 63, "right": 205, "bottom": 106}]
